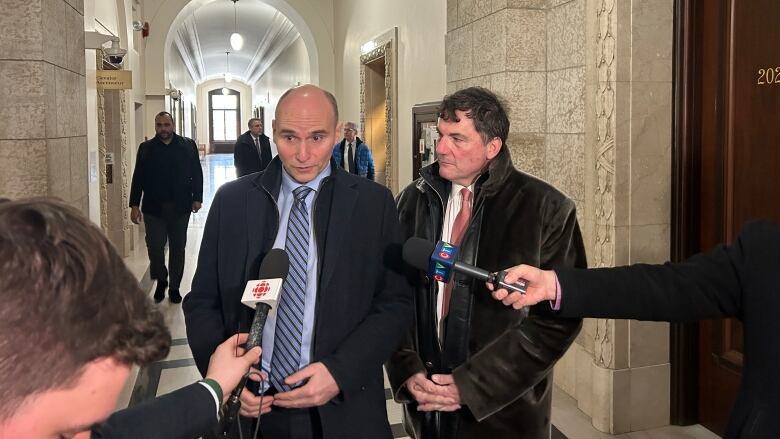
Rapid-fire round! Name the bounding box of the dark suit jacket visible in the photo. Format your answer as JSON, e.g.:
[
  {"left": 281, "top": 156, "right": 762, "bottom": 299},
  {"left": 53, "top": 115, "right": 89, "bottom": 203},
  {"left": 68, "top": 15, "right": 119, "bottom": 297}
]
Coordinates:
[
  {"left": 129, "top": 134, "right": 203, "bottom": 216},
  {"left": 233, "top": 131, "right": 272, "bottom": 177},
  {"left": 92, "top": 383, "right": 216, "bottom": 438},
  {"left": 183, "top": 157, "right": 414, "bottom": 438},
  {"left": 556, "top": 221, "right": 780, "bottom": 439}
]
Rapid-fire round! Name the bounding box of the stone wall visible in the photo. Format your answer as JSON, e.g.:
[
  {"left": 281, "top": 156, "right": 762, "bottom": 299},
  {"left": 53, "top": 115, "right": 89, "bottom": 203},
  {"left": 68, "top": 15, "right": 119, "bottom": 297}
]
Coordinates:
[
  {"left": 0, "top": 0, "right": 87, "bottom": 212},
  {"left": 446, "top": 0, "right": 673, "bottom": 433}
]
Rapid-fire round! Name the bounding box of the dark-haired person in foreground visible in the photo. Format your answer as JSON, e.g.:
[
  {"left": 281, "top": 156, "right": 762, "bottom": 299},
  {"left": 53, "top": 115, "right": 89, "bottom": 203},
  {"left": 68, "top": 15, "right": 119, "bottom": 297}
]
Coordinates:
[
  {"left": 490, "top": 221, "right": 780, "bottom": 438},
  {"left": 386, "top": 86, "right": 586, "bottom": 439},
  {"left": 0, "top": 197, "right": 259, "bottom": 439}
]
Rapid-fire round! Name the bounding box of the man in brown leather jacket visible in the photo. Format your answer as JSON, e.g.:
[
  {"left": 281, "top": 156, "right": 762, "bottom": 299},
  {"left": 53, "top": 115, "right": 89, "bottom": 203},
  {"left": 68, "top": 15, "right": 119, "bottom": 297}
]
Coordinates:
[{"left": 386, "top": 87, "right": 586, "bottom": 439}]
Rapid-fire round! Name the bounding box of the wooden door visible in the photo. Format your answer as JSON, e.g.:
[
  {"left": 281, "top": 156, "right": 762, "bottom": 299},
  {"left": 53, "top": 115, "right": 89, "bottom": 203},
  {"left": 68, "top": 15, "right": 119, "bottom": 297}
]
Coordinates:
[{"left": 673, "top": 0, "right": 780, "bottom": 433}]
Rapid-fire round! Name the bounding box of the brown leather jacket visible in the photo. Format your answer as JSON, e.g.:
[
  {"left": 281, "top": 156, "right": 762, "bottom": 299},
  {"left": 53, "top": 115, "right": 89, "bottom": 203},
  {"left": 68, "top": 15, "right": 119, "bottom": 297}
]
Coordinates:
[{"left": 386, "top": 147, "right": 586, "bottom": 439}]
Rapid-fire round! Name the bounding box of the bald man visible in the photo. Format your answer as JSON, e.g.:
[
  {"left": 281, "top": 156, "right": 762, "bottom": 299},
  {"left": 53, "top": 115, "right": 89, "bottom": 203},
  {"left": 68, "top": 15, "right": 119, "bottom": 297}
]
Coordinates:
[{"left": 184, "top": 85, "right": 413, "bottom": 439}]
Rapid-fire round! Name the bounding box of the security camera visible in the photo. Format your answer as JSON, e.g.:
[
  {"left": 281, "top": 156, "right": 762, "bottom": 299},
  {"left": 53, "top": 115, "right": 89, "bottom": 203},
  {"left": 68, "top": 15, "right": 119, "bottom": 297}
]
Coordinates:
[{"left": 104, "top": 38, "right": 127, "bottom": 65}]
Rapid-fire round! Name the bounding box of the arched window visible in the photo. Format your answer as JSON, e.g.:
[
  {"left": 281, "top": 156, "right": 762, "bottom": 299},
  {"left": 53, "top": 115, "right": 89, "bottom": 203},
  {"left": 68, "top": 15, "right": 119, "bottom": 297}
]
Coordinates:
[{"left": 209, "top": 88, "right": 240, "bottom": 153}]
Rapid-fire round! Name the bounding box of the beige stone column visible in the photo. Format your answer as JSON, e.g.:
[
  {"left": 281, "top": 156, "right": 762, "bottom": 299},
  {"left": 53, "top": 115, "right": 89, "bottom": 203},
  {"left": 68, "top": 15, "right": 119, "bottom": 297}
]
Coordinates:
[
  {"left": 557, "top": 0, "right": 674, "bottom": 433},
  {"left": 0, "top": 0, "right": 87, "bottom": 212},
  {"left": 446, "top": 0, "right": 673, "bottom": 433}
]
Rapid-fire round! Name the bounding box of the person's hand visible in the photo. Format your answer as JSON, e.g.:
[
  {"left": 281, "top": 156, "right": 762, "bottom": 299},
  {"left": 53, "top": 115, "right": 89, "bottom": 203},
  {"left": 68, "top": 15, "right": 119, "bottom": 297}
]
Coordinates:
[
  {"left": 405, "top": 372, "right": 460, "bottom": 412},
  {"left": 192, "top": 201, "right": 202, "bottom": 213},
  {"left": 272, "top": 362, "right": 340, "bottom": 408},
  {"left": 205, "top": 333, "right": 261, "bottom": 403},
  {"left": 130, "top": 206, "right": 143, "bottom": 224},
  {"left": 487, "top": 265, "right": 558, "bottom": 309},
  {"left": 238, "top": 386, "right": 274, "bottom": 417}
]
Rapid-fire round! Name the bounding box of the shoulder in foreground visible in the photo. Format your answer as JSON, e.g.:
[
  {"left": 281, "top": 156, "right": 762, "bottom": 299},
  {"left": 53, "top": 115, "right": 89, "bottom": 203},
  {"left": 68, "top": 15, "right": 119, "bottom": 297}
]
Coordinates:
[{"left": 738, "top": 220, "right": 780, "bottom": 243}]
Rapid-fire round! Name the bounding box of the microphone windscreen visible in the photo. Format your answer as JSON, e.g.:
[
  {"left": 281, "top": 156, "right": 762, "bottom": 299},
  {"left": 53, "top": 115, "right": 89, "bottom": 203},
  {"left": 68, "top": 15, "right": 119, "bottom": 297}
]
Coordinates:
[
  {"left": 403, "top": 237, "right": 435, "bottom": 270},
  {"left": 258, "top": 248, "right": 290, "bottom": 279}
]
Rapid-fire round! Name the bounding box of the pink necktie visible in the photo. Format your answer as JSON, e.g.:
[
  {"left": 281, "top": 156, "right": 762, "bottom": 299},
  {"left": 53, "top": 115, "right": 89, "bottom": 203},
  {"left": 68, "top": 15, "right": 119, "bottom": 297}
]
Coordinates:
[{"left": 442, "top": 188, "right": 472, "bottom": 318}]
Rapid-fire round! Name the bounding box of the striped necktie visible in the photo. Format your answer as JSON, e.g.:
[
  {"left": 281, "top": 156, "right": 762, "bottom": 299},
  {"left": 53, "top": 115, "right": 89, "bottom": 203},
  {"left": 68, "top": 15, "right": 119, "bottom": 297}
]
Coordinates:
[{"left": 269, "top": 186, "right": 313, "bottom": 391}]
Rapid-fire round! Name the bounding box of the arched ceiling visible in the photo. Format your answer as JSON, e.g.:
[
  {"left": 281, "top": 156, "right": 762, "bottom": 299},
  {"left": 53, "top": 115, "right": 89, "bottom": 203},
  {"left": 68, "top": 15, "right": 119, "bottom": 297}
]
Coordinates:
[{"left": 170, "top": 0, "right": 300, "bottom": 85}]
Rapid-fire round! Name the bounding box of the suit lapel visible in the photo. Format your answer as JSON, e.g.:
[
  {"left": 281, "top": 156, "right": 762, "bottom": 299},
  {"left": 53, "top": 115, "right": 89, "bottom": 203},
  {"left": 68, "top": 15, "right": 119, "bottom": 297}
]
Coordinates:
[{"left": 317, "top": 173, "right": 358, "bottom": 292}]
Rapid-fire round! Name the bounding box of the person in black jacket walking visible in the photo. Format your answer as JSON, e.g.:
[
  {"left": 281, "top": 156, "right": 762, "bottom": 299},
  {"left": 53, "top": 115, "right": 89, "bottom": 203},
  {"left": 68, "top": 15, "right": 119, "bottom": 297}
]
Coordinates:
[
  {"left": 130, "top": 111, "right": 203, "bottom": 303},
  {"left": 234, "top": 118, "right": 272, "bottom": 177}
]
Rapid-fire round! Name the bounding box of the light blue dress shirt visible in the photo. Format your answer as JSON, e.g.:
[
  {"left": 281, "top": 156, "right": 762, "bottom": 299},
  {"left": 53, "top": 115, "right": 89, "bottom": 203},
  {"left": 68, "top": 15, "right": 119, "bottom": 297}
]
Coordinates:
[{"left": 260, "top": 165, "right": 331, "bottom": 391}]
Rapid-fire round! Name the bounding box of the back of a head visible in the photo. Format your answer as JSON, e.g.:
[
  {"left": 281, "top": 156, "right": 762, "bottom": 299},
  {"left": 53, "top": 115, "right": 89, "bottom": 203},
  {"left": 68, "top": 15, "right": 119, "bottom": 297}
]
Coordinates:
[{"left": 0, "top": 198, "right": 171, "bottom": 420}]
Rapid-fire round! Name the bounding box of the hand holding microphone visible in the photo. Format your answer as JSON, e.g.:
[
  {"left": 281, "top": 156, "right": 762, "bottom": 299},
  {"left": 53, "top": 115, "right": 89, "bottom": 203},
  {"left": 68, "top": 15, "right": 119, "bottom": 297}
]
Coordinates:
[
  {"left": 218, "top": 249, "right": 289, "bottom": 437},
  {"left": 402, "top": 237, "right": 528, "bottom": 296}
]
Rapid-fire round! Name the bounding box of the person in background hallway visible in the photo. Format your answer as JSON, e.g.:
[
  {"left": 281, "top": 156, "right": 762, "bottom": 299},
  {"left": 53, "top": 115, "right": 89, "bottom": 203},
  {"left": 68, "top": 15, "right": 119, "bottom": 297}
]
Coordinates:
[
  {"left": 490, "top": 220, "right": 780, "bottom": 439},
  {"left": 234, "top": 117, "right": 272, "bottom": 177},
  {"left": 130, "top": 111, "right": 203, "bottom": 304},
  {"left": 332, "top": 121, "right": 375, "bottom": 180},
  {"left": 183, "top": 85, "right": 413, "bottom": 439},
  {"left": 386, "top": 87, "right": 586, "bottom": 439},
  {"left": 0, "top": 197, "right": 261, "bottom": 439}
]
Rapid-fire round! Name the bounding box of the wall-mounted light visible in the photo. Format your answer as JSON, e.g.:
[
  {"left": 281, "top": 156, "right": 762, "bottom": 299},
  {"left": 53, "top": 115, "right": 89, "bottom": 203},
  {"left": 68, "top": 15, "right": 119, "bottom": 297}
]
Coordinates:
[{"left": 229, "top": 0, "right": 243, "bottom": 51}]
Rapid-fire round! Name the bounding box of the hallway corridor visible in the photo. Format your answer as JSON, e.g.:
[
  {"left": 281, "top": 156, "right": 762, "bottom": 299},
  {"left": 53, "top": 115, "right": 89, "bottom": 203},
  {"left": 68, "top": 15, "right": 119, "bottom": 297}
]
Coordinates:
[{"left": 118, "top": 154, "right": 717, "bottom": 439}]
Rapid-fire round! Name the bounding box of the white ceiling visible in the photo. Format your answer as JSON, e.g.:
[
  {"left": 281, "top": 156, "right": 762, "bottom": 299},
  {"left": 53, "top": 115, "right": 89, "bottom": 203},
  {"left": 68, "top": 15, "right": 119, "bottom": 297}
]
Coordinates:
[{"left": 171, "top": 0, "right": 300, "bottom": 85}]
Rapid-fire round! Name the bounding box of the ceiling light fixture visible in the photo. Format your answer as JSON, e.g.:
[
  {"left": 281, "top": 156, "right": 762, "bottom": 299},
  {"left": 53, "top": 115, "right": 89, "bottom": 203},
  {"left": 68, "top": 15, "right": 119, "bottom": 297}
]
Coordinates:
[
  {"left": 224, "top": 51, "right": 232, "bottom": 83},
  {"left": 229, "top": 0, "right": 243, "bottom": 51}
]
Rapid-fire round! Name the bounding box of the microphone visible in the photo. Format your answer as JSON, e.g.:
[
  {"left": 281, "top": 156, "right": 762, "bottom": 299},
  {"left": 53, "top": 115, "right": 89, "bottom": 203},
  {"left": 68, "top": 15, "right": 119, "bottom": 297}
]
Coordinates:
[
  {"left": 402, "top": 237, "right": 528, "bottom": 295},
  {"left": 218, "top": 248, "right": 289, "bottom": 437}
]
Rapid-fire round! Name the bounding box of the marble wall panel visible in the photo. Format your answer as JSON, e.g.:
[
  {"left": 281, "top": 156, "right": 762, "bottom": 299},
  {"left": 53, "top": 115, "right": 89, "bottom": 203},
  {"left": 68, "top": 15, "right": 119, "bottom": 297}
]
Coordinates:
[
  {"left": 507, "top": 132, "right": 545, "bottom": 177},
  {"left": 629, "top": 320, "right": 669, "bottom": 368},
  {"left": 0, "top": 61, "right": 46, "bottom": 140},
  {"left": 629, "top": 364, "right": 670, "bottom": 430},
  {"left": 447, "top": 0, "right": 459, "bottom": 31},
  {"left": 488, "top": 72, "right": 507, "bottom": 97},
  {"left": 445, "top": 24, "right": 473, "bottom": 82},
  {"left": 507, "top": 0, "right": 547, "bottom": 8},
  {"left": 459, "top": 0, "right": 494, "bottom": 25},
  {"left": 46, "top": 137, "right": 71, "bottom": 200},
  {"left": 69, "top": 136, "right": 88, "bottom": 201},
  {"left": 63, "top": 0, "right": 83, "bottom": 14},
  {"left": 42, "top": 0, "right": 67, "bottom": 69},
  {"left": 0, "top": 0, "right": 43, "bottom": 60},
  {"left": 629, "top": 82, "right": 671, "bottom": 226},
  {"left": 55, "top": 67, "right": 87, "bottom": 137},
  {"left": 554, "top": 346, "right": 577, "bottom": 396},
  {"left": 547, "top": 0, "right": 585, "bottom": 71},
  {"left": 505, "top": 71, "right": 546, "bottom": 132},
  {"left": 612, "top": 81, "right": 631, "bottom": 228},
  {"left": 472, "top": 10, "right": 507, "bottom": 77},
  {"left": 631, "top": 0, "right": 673, "bottom": 82},
  {"left": 628, "top": 223, "right": 670, "bottom": 264},
  {"left": 574, "top": 344, "right": 594, "bottom": 416},
  {"left": 492, "top": 0, "right": 508, "bottom": 12},
  {"left": 547, "top": 66, "right": 585, "bottom": 133},
  {"left": 506, "top": 9, "right": 546, "bottom": 72},
  {"left": 64, "top": 0, "right": 86, "bottom": 75},
  {"left": 0, "top": 139, "right": 47, "bottom": 197},
  {"left": 545, "top": 133, "right": 584, "bottom": 200},
  {"left": 44, "top": 62, "right": 57, "bottom": 139}
]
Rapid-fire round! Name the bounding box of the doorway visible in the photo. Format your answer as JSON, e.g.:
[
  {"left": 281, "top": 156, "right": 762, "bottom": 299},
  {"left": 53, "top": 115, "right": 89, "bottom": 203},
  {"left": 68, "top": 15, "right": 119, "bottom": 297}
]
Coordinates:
[
  {"left": 364, "top": 58, "right": 387, "bottom": 186},
  {"left": 672, "top": 0, "right": 780, "bottom": 433}
]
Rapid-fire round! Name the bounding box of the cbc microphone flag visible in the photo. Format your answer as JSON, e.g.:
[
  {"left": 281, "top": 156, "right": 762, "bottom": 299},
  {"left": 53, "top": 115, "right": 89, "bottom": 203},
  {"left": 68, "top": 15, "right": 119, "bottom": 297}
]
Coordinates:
[{"left": 241, "top": 278, "right": 283, "bottom": 309}]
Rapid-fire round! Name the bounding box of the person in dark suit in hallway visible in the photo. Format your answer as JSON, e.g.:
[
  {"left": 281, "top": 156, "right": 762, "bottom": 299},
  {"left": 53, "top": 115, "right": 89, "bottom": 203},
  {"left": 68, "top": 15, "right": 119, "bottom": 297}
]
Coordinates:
[
  {"left": 386, "top": 87, "right": 585, "bottom": 439},
  {"left": 331, "top": 121, "right": 375, "bottom": 180},
  {"left": 0, "top": 197, "right": 261, "bottom": 439},
  {"left": 183, "top": 84, "right": 413, "bottom": 439},
  {"left": 130, "top": 111, "right": 203, "bottom": 304},
  {"left": 234, "top": 117, "right": 273, "bottom": 177},
  {"left": 491, "top": 221, "right": 780, "bottom": 438}
]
